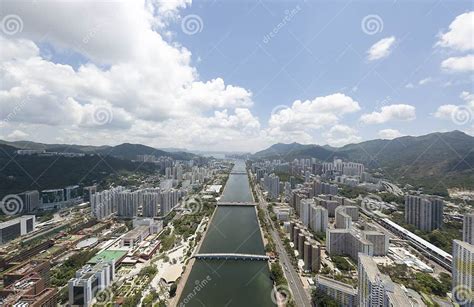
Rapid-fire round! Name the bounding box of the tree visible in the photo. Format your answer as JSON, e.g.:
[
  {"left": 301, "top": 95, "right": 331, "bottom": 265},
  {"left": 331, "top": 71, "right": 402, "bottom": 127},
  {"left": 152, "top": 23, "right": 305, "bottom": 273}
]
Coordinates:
[{"left": 169, "top": 283, "right": 177, "bottom": 297}]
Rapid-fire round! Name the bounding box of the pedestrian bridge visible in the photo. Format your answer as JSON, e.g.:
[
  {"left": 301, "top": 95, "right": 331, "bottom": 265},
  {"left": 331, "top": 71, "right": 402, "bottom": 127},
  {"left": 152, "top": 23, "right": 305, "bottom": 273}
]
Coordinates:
[
  {"left": 217, "top": 202, "right": 257, "bottom": 206},
  {"left": 193, "top": 253, "right": 269, "bottom": 261},
  {"left": 230, "top": 171, "right": 247, "bottom": 175}
]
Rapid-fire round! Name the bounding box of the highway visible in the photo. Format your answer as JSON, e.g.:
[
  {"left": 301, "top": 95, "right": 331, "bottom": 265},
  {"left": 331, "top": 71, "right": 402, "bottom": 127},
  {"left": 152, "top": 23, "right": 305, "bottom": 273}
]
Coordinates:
[{"left": 250, "top": 172, "right": 312, "bottom": 307}]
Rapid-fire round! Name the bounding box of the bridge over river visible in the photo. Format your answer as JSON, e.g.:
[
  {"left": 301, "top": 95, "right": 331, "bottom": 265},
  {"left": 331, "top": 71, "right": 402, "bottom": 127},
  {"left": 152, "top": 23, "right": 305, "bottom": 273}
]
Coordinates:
[
  {"left": 193, "top": 253, "right": 269, "bottom": 261},
  {"left": 217, "top": 202, "right": 257, "bottom": 206}
]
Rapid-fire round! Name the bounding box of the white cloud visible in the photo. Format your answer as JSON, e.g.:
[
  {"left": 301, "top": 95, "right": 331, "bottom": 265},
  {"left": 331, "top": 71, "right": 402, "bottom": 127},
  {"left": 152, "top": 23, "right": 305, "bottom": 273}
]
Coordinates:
[
  {"left": 324, "top": 125, "right": 361, "bottom": 147},
  {"left": 268, "top": 93, "right": 360, "bottom": 131},
  {"left": 437, "top": 11, "right": 474, "bottom": 52},
  {"left": 367, "top": 36, "right": 396, "bottom": 61},
  {"left": 441, "top": 55, "right": 474, "bottom": 72},
  {"left": 434, "top": 104, "right": 458, "bottom": 119},
  {"left": 264, "top": 93, "right": 361, "bottom": 145},
  {"left": 434, "top": 91, "right": 474, "bottom": 121},
  {"left": 418, "top": 77, "right": 433, "bottom": 85},
  {"left": 405, "top": 83, "right": 414, "bottom": 89},
  {"left": 378, "top": 129, "right": 403, "bottom": 139},
  {"left": 6, "top": 130, "right": 29, "bottom": 141},
  {"left": 0, "top": 1, "right": 267, "bottom": 151},
  {"left": 360, "top": 104, "right": 416, "bottom": 124}
]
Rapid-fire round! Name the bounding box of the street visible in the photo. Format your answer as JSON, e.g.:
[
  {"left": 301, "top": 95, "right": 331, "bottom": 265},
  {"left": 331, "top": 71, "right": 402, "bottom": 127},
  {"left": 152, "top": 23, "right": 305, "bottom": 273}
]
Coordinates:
[{"left": 251, "top": 174, "right": 312, "bottom": 307}]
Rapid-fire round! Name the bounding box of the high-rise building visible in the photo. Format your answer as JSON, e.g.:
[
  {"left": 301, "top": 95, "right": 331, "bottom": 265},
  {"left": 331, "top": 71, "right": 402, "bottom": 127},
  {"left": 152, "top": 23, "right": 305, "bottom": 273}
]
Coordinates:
[
  {"left": 117, "top": 191, "right": 138, "bottom": 218},
  {"left": 18, "top": 190, "right": 40, "bottom": 213},
  {"left": 326, "top": 229, "right": 374, "bottom": 261},
  {"left": 256, "top": 168, "right": 266, "bottom": 182},
  {"left": 299, "top": 199, "right": 313, "bottom": 227},
  {"left": 363, "top": 231, "right": 389, "bottom": 256},
  {"left": 335, "top": 206, "right": 359, "bottom": 229},
  {"left": 452, "top": 240, "right": 474, "bottom": 306},
  {"left": 358, "top": 253, "right": 412, "bottom": 307},
  {"left": 263, "top": 174, "right": 280, "bottom": 200},
  {"left": 309, "top": 205, "right": 328, "bottom": 233},
  {"left": 313, "top": 180, "right": 338, "bottom": 196},
  {"left": 463, "top": 213, "right": 474, "bottom": 245},
  {"left": 142, "top": 193, "right": 159, "bottom": 217},
  {"left": 405, "top": 195, "right": 444, "bottom": 232},
  {"left": 68, "top": 260, "right": 115, "bottom": 307},
  {"left": 0, "top": 215, "right": 36, "bottom": 244},
  {"left": 316, "top": 275, "right": 357, "bottom": 307},
  {"left": 83, "top": 186, "right": 97, "bottom": 202}
]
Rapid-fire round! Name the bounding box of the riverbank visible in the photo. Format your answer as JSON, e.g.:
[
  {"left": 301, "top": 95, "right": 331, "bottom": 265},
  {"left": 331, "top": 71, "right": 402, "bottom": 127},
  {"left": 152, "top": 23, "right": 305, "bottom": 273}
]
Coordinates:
[{"left": 175, "top": 161, "right": 276, "bottom": 306}]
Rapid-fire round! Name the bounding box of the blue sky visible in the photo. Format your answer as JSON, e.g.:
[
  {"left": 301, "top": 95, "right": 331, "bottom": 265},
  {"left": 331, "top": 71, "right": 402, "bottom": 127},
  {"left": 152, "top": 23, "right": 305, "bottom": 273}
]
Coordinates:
[
  {"left": 178, "top": 0, "right": 473, "bottom": 135},
  {"left": 0, "top": 0, "right": 473, "bottom": 152}
]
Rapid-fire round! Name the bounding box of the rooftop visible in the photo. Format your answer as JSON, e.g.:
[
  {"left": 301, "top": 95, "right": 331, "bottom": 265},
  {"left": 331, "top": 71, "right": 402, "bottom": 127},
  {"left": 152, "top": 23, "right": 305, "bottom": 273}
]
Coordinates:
[{"left": 88, "top": 249, "right": 127, "bottom": 264}]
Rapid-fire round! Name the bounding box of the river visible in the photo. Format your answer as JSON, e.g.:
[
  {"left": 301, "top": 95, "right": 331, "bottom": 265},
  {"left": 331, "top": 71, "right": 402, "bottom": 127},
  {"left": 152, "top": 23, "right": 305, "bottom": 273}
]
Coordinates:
[{"left": 177, "top": 161, "right": 275, "bottom": 307}]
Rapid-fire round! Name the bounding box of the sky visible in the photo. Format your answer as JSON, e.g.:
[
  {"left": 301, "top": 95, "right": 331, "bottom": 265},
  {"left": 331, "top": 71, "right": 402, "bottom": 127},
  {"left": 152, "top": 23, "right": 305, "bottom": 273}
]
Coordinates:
[{"left": 0, "top": 0, "right": 473, "bottom": 153}]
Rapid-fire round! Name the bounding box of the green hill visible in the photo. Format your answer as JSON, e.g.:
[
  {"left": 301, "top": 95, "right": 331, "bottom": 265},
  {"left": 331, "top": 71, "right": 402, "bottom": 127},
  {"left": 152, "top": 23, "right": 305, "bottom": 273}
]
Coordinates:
[{"left": 252, "top": 131, "right": 474, "bottom": 194}]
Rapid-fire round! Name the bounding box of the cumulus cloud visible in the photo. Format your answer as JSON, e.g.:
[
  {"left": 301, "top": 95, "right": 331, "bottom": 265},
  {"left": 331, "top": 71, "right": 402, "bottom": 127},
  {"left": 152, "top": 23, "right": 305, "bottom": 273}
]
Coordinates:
[
  {"left": 437, "top": 12, "right": 474, "bottom": 74},
  {"left": 436, "top": 11, "right": 474, "bottom": 52},
  {"left": 360, "top": 104, "right": 416, "bottom": 124},
  {"left": 0, "top": 0, "right": 267, "bottom": 151},
  {"left": 441, "top": 55, "right": 474, "bottom": 72},
  {"left": 268, "top": 93, "right": 360, "bottom": 131},
  {"left": 324, "top": 125, "right": 361, "bottom": 147},
  {"left": 6, "top": 130, "right": 29, "bottom": 141},
  {"left": 378, "top": 129, "right": 404, "bottom": 139},
  {"left": 367, "top": 36, "right": 396, "bottom": 61},
  {"left": 434, "top": 91, "right": 474, "bottom": 121}
]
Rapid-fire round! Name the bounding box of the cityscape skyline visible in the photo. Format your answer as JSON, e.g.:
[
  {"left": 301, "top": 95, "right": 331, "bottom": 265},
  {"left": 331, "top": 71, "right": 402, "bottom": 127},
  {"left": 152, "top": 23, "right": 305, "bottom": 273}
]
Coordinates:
[
  {"left": 0, "top": 1, "right": 473, "bottom": 152},
  {"left": 0, "top": 1, "right": 473, "bottom": 306}
]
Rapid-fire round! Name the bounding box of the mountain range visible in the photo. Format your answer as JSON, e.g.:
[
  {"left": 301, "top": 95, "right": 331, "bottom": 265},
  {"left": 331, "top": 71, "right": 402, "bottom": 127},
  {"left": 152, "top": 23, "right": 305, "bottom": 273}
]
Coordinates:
[
  {"left": 253, "top": 130, "right": 474, "bottom": 194},
  {"left": 0, "top": 141, "right": 199, "bottom": 196},
  {"left": 0, "top": 140, "right": 197, "bottom": 161}
]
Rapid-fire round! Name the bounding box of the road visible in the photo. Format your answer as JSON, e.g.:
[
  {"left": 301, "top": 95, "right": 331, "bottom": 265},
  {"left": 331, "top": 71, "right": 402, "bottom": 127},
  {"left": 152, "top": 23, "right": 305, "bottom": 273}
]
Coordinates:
[{"left": 250, "top": 173, "right": 312, "bottom": 307}]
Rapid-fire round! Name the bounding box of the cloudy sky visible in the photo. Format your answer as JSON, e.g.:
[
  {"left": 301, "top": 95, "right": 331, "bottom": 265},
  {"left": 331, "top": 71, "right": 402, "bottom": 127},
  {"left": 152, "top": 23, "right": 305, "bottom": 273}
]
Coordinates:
[{"left": 0, "top": 0, "right": 473, "bottom": 152}]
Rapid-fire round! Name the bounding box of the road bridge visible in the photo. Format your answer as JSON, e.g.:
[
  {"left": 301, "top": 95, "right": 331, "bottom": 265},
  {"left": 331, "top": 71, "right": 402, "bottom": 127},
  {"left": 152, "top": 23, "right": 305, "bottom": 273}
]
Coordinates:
[{"left": 193, "top": 253, "right": 269, "bottom": 261}]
